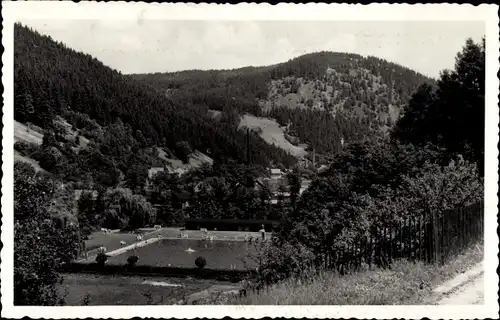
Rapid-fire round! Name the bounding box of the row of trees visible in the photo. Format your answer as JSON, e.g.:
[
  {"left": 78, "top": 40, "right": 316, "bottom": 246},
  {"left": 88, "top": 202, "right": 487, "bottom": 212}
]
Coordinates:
[
  {"left": 393, "top": 38, "right": 485, "bottom": 175},
  {"left": 74, "top": 160, "right": 296, "bottom": 235},
  {"left": 77, "top": 188, "right": 156, "bottom": 234},
  {"left": 265, "top": 106, "right": 373, "bottom": 154}
]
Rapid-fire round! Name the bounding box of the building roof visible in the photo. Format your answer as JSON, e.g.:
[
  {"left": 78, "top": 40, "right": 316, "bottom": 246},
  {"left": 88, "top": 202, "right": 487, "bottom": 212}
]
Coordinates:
[
  {"left": 148, "top": 167, "right": 165, "bottom": 179},
  {"left": 194, "top": 180, "right": 213, "bottom": 193},
  {"left": 270, "top": 168, "right": 282, "bottom": 175},
  {"left": 74, "top": 189, "right": 98, "bottom": 201},
  {"left": 318, "top": 165, "right": 329, "bottom": 173},
  {"left": 171, "top": 167, "right": 186, "bottom": 176},
  {"left": 255, "top": 177, "right": 288, "bottom": 194}
]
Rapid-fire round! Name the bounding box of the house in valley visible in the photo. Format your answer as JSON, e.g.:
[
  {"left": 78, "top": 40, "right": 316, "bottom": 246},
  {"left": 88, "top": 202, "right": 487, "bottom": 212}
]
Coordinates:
[
  {"left": 74, "top": 189, "right": 98, "bottom": 202},
  {"left": 269, "top": 168, "right": 283, "bottom": 179},
  {"left": 255, "top": 174, "right": 312, "bottom": 205}
]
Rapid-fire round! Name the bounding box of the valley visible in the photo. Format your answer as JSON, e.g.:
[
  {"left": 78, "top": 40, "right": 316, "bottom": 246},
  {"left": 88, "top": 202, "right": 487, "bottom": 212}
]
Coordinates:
[{"left": 12, "top": 21, "right": 486, "bottom": 308}]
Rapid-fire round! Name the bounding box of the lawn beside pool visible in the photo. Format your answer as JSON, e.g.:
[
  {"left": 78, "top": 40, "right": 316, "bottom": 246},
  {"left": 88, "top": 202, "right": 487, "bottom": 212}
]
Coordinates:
[
  {"left": 84, "top": 232, "right": 150, "bottom": 252},
  {"left": 58, "top": 273, "right": 229, "bottom": 305},
  {"left": 106, "top": 239, "right": 260, "bottom": 270}
]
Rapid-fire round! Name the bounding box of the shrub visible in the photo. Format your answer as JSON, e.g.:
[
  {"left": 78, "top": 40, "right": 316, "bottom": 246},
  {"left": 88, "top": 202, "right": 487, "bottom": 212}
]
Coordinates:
[
  {"left": 254, "top": 239, "right": 316, "bottom": 286},
  {"left": 14, "top": 141, "right": 40, "bottom": 156},
  {"left": 100, "top": 188, "right": 157, "bottom": 230},
  {"left": 36, "top": 146, "right": 65, "bottom": 171},
  {"left": 175, "top": 140, "right": 192, "bottom": 163},
  {"left": 95, "top": 252, "right": 107, "bottom": 267},
  {"left": 127, "top": 255, "right": 139, "bottom": 267},
  {"left": 195, "top": 256, "right": 207, "bottom": 269},
  {"left": 369, "top": 156, "right": 483, "bottom": 222}
]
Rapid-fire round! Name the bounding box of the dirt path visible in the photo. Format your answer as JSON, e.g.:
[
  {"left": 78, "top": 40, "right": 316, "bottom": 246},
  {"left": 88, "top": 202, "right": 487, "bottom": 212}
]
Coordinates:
[
  {"left": 435, "top": 263, "right": 484, "bottom": 305},
  {"left": 438, "top": 274, "right": 484, "bottom": 305}
]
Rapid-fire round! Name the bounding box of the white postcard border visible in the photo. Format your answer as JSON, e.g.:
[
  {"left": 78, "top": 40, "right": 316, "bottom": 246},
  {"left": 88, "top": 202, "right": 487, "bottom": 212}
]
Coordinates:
[{"left": 2, "top": 2, "right": 499, "bottom": 319}]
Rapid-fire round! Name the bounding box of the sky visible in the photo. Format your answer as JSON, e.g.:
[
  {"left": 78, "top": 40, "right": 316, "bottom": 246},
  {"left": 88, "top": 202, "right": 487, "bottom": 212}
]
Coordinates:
[{"left": 21, "top": 20, "right": 485, "bottom": 79}]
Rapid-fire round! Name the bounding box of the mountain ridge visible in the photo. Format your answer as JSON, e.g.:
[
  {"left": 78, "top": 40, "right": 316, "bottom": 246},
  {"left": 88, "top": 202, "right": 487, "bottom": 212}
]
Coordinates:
[
  {"left": 14, "top": 23, "right": 297, "bottom": 180},
  {"left": 130, "top": 51, "right": 435, "bottom": 159},
  {"left": 14, "top": 22, "right": 435, "bottom": 186}
]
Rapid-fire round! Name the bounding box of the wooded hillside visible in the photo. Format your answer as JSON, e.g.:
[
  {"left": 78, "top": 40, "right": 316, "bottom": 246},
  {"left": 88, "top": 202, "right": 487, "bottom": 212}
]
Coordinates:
[
  {"left": 14, "top": 23, "right": 297, "bottom": 172},
  {"left": 131, "top": 51, "right": 434, "bottom": 155}
]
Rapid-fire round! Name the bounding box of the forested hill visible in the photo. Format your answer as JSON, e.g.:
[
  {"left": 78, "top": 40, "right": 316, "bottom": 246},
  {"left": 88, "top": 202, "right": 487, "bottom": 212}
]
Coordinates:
[
  {"left": 14, "top": 23, "right": 297, "bottom": 173},
  {"left": 14, "top": 22, "right": 434, "bottom": 179},
  {"left": 130, "top": 52, "right": 434, "bottom": 156}
]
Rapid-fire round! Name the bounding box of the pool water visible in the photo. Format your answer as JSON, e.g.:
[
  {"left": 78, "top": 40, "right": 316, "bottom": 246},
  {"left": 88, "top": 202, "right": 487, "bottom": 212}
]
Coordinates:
[{"left": 107, "top": 239, "right": 260, "bottom": 270}]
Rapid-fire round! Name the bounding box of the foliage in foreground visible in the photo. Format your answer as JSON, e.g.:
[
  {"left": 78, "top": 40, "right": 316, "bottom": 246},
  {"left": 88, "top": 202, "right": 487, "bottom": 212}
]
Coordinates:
[
  {"left": 14, "top": 162, "right": 81, "bottom": 305},
  {"left": 245, "top": 140, "right": 483, "bottom": 287}
]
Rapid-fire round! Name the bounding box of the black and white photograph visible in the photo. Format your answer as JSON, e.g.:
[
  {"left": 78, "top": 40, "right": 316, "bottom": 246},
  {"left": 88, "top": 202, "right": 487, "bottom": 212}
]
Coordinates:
[{"left": 1, "top": 2, "right": 499, "bottom": 319}]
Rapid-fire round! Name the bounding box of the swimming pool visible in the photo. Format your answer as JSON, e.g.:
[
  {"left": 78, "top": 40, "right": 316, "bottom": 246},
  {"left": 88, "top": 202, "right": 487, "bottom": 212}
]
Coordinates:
[{"left": 107, "top": 239, "right": 261, "bottom": 270}]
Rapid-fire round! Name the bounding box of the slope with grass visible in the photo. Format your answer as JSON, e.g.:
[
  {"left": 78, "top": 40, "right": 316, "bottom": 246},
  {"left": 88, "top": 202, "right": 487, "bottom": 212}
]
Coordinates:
[
  {"left": 238, "top": 114, "right": 308, "bottom": 158},
  {"left": 217, "top": 242, "right": 483, "bottom": 305},
  {"left": 14, "top": 150, "right": 45, "bottom": 173},
  {"left": 14, "top": 120, "right": 44, "bottom": 145}
]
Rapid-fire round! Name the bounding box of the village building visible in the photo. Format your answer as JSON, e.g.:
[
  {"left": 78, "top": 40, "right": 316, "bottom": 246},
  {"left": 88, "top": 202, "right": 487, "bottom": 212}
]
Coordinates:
[
  {"left": 74, "top": 189, "right": 98, "bottom": 202},
  {"left": 255, "top": 168, "right": 312, "bottom": 205},
  {"left": 269, "top": 168, "right": 283, "bottom": 179}
]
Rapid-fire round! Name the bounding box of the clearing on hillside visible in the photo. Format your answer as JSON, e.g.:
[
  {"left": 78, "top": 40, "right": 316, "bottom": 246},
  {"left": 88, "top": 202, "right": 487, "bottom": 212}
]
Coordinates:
[
  {"left": 156, "top": 148, "right": 214, "bottom": 174},
  {"left": 14, "top": 120, "right": 44, "bottom": 145},
  {"left": 238, "top": 114, "right": 308, "bottom": 158}
]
